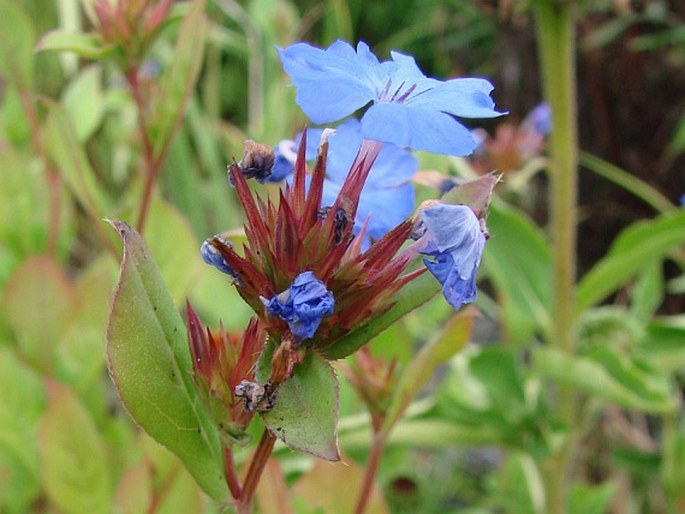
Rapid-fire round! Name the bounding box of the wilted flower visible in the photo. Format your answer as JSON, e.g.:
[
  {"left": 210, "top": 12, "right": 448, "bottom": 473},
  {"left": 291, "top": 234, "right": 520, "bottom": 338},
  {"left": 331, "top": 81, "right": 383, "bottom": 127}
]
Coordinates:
[
  {"left": 268, "top": 120, "right": 417, "bottom": 247},
  {"left": 278, "top": 40, "right": 504, "bottom": 155},
  {"left": 261, "top": 271, "right": 335, "bottom": 341},
  {"left": 419, "top": 204, "right": 487, "bottom": 309},
  {"left": 235, "top": 140, "right": 276, "bottom": 184}
]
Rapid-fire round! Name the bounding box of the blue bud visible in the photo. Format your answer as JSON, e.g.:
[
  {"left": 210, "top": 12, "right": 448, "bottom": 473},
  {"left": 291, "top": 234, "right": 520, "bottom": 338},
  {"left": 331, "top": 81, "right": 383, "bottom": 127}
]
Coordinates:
[{"left": 261, "top": 271, "right": 334, "bottom": 340}]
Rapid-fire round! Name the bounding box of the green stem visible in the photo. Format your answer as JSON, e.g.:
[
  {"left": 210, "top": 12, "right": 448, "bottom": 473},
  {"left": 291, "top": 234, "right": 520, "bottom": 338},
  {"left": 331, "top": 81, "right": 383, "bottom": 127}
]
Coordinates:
[{"left": 534, "top": 2, "right": 578, "bottom": 513}]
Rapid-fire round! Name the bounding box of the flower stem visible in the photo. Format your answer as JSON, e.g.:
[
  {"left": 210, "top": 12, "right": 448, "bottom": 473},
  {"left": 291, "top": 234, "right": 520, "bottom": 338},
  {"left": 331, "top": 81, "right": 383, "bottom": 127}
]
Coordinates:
[
  {"left": 238, "top": 429, "right": 277, "bottom": 511},
  {"left": 222, "top": 445, "right": 242, "bottom": 500},
  {"left": 126, "top": 66, "right": 163, "bottom": 234},
  {"left": 354, "top": 431, "right": 386, "bottom": 514},
  {"left": 533, "top": 2, "right": 578, "bottom": 513}
]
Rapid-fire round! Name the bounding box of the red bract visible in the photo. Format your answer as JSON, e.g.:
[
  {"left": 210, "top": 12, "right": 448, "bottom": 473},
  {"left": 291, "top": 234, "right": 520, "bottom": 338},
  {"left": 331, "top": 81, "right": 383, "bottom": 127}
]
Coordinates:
[
  {"left": 93, "top": 0, "right": 172, "bottom": 54},
  {"left": 186, "top": 302, "right": 265, "bottom": 431},
  {"left": 206, "top": 133, "right": 425, "bottom": 354}
]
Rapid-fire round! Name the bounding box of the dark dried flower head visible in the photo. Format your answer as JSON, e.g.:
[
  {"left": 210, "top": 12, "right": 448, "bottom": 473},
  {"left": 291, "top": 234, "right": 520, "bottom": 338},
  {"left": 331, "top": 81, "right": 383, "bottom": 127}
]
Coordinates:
[{"left": 235, "top": 140, "right": 276, "bottom": 184}]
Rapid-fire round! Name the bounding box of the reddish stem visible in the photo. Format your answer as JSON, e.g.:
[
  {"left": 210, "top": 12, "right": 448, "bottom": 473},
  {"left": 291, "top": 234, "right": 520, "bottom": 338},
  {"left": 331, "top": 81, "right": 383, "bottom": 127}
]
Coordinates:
[
  {"left": 354, "top": 431, "right": 386, "bottom": 514},
  {"left": 125, "top": 66, "right": 162, "bottom": 233},
  {"left": 222, "top": 445, "right": 242, "bottom": 500},
  {"left": 17, "top": 89, "right": 61, "bottom": 257},
  {"left": 239, "top": 429, "right": 277, "bottom": 511}
]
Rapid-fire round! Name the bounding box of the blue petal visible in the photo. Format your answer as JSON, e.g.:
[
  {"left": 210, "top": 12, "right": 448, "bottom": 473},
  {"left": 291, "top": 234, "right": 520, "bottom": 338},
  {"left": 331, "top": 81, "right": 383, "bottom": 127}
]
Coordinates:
[
  {"left": 362, "top": 102, "right": 478, "bottom": 156},
  {"left": 262, "top": 271, "right": 334, "bottom": 340},
  {"left": 278, "top": 41, "right": 381, "bottom": 124},
  {"left": 409, "top": 78, "right": 505, "bottom": 119},
  {"left": 420, "top": 204, "right": 486, "bottom": 309},
  {"left": 266, "top": 140, "right": 298, "bottom": 182},
  {"left": 420, "top": 204, "right": 482, "bottom": 254},
  {"left": 201, "top": 240, "right": 240, "bottom": 281},
  {"left": 423, "top": 253, "right": 478, "bottom": 309},
  {"left": 356, "top": 182, "right": 414, "bottom": 243}
]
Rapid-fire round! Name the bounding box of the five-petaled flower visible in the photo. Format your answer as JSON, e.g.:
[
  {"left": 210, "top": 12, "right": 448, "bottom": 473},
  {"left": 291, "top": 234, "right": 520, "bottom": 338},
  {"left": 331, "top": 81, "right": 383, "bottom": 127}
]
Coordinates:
[
  {"left": 269, "top": 120, "right": 417, "bottom": 248},
  {"left": 261, "top": 271, "right": 335, "bottom": 341},
  {"left": 278, "top": 40, "right": 504, "bottom": 156},
  {"left": 419, "top": 204, "right": 487, "bottom": 310}
]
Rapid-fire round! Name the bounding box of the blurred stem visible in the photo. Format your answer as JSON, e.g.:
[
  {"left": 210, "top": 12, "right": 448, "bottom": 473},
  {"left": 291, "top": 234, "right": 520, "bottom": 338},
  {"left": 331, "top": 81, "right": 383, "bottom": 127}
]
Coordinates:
[
  {"left": 18, "top": 89, "right": 61, "bottom": 257},
  {"left": 354, "top": 431, "right": 386, "bottom": 514},
  {"left": 534, "top": 2, "right": 578, "bottom": 513},
  {"left": 238, "top": 429, "right": 277, "bottom": 512},
  {"left": 126, "top": 65, "right": 162, "bottom": 233}
]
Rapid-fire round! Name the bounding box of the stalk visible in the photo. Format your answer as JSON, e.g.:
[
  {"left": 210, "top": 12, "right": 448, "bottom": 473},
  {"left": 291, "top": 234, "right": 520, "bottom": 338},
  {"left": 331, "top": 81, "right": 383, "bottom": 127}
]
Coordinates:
[
  {"left": 354, "top": 431, "right": 386, "bottom": 514},
  {"left": 533, "top": 2, "right": 578, "bottom": 512},
  {"left": 237, "top": 429, "right": 277, "bottom": 512}
]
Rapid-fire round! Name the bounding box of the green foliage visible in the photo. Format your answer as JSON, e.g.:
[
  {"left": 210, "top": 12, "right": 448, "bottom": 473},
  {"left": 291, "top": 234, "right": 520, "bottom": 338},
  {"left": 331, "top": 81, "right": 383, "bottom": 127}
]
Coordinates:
[
  {"left": 106, "top": 221, "right": 228, "bottom": 502},
  {"left": 258, "top": 340, "right": 340, "bottom": 461},
  {"left": 1, "top": 0, "right": 684, "bottom": 512}
]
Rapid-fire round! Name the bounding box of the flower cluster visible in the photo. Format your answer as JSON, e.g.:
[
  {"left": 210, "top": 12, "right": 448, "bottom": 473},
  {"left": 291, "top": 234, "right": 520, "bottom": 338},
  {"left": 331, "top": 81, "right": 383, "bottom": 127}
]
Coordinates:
[{"left": 197, "top": 39, "right": 500, "bottom": 407}]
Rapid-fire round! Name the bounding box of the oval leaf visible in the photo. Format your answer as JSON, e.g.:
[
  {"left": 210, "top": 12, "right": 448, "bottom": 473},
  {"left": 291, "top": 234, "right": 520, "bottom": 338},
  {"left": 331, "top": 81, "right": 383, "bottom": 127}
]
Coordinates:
[
  {"left": 481, "top": 202, "right": 553, "bottom": 344},
  {"left": 3, "top": 256, "right": 77, "bottom": 373},
  {"left": 258, "top": 342, "right": 340, "bottom": 461},
  {"left": 106, "top": 220, "right": 228, "bottom": 501},
  {"left": 39, "top": 381, "right": 110, "bottom": 514}
]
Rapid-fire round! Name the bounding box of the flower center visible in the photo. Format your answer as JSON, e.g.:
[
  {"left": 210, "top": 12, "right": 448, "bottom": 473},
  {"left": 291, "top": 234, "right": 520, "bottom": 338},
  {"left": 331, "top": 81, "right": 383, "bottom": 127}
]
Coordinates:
[{"left": 378, "top": 79, "right": 417, "bottom": 104}]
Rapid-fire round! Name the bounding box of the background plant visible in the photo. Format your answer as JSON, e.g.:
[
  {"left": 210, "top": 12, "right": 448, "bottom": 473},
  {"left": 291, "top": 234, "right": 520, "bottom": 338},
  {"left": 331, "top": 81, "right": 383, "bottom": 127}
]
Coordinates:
[{"left": 1, "top": 1, "right": 684, "bottom": 513}]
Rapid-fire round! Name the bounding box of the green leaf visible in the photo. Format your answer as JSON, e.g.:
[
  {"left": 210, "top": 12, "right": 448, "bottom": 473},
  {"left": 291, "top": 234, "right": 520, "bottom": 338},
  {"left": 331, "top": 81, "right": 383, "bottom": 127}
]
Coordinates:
[
  {"left": 481, "top": 202, "right": 553, "bottom": 344},
  {"left": 495, "top": 452, "right": 545, "bottom": 514},
  {"left": 322, "top": 272, "right": 441, "bottom": 360},
  {"left": 257, "top": 342, "right": 340, "bottom": 461},
  {"left": 577, "top": 210, "right": 685, "bottom": 311},
  {"left": 150, "top": 0, "right": 207, "bottom": 157},
  {"left": 39, "top": 381, "right": 110, "bottom": 514},
  {"left": 382, "top": 311, "right": 473, "bottom": 436},
  {"left": 637, "top": 317, "right": 685, "bottom": 373},
  {"left": 42, "top": 99, "right": 113, "bottom": 219},
  {"left": 0, "top": 1, "right": 35, "bottom": 89},
  {"left": 144, "top": 197, "right": 200, "bottom": 305},
  {"left": 3, "top": 256, "right": 77, "bottom": 373},
  {"left": 534, "top": 347, "right": 677, "bottom": 413},
  {"left": 0, "top": 347, "right": 44, "bottom": 512},
  {"left": 106, "top": 220, "right": 228, "bottom": 501},
  {"left": 35, "top": 30, "right": 117, "bottom": 60},
  {"left": 61, "top": 64, "right": 106, "bottom": 141},
  {"left": 568, "top": 482, "right": 616, "bottom": 514},
  {"left": 630, "top": 262, "right": 664, "bottom": 324},
  {"left": 55, "top": 258, "right": 117, "bottom": 393}
]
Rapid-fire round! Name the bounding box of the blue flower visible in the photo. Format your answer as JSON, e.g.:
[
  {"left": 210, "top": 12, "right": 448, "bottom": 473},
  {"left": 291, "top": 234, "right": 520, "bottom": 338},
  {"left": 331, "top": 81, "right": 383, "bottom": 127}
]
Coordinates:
[
  {"left": 270, "top": 120, "right": 417, "bottom": 247},
  {"left": 261, "top": 271, "right": 334, "bottom": 340},
  {"left": 278, "top": 40, "right": 504, "bottom": 156},
  {"left": 269, "top": 140, "right": 299, "bottom": 182},
  {"left": 201, "top": 239, "right": 240, "bottom": 282},
  {"left": 419, "top": 204, "right": 486, "bottom": 309}
]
